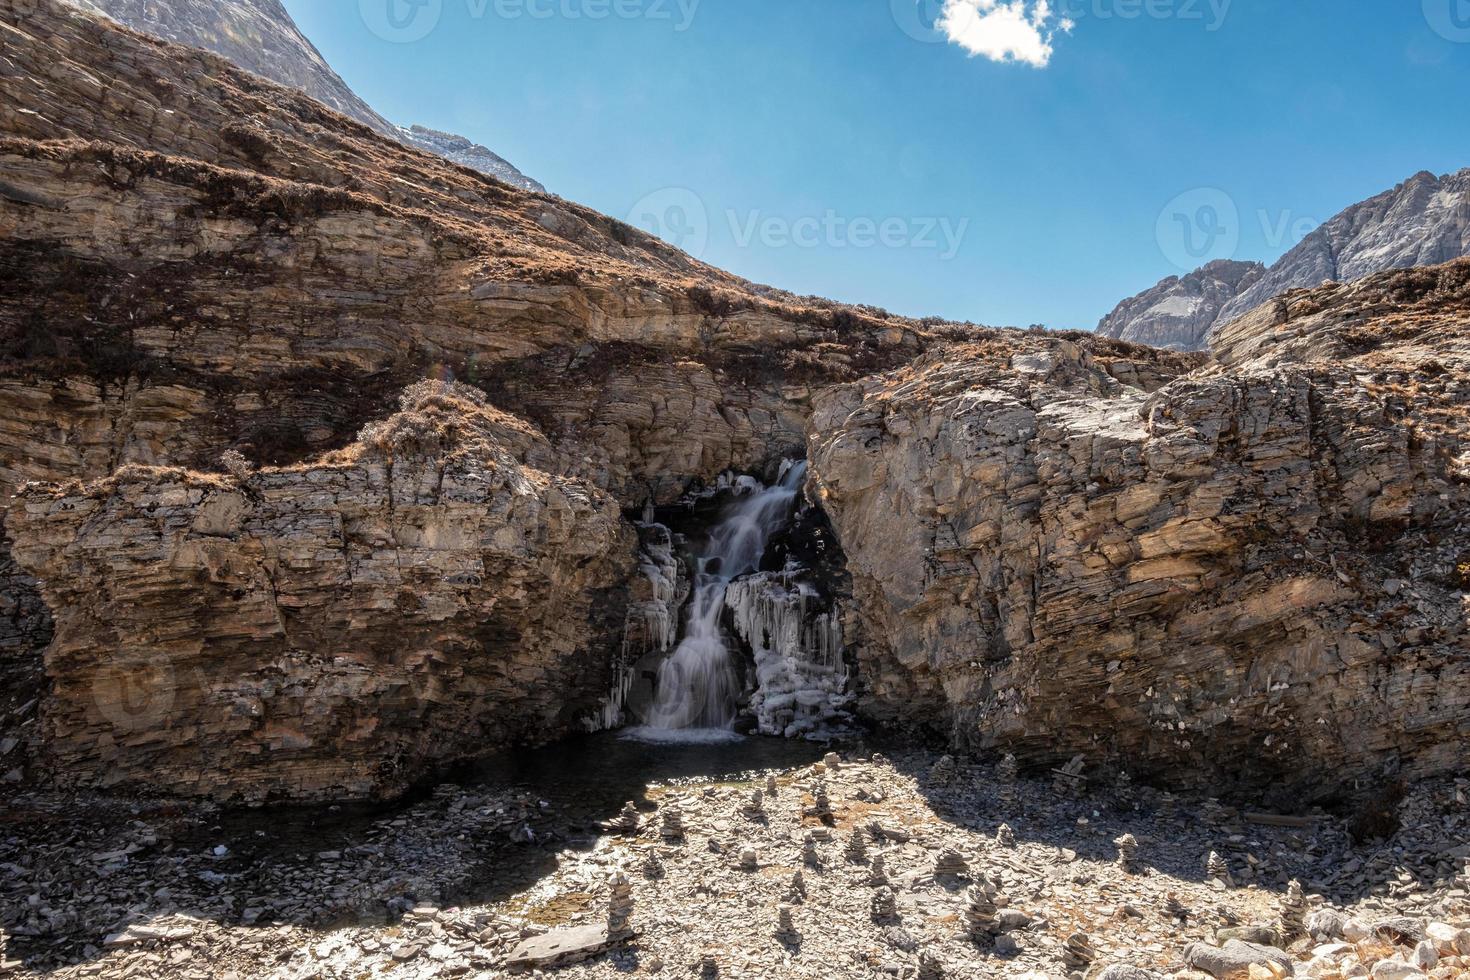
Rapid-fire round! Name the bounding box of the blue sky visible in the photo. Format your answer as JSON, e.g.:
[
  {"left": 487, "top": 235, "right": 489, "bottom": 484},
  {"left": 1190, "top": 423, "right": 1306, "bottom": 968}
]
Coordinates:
[{"left": 285, "top": 0, "right": 1470, "bottom": 329}]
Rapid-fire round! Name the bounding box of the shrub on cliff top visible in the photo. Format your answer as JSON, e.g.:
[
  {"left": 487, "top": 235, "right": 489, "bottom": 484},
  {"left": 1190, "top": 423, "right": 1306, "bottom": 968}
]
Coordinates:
[{"left": 355, "top": 380, "right": 540, "bottom": 464}]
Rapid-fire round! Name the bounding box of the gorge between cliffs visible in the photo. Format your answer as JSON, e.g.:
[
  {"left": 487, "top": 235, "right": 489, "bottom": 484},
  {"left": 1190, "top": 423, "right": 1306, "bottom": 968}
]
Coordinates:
[{"left": 0, "top": 2, "right": 1468, "bottom": 979}]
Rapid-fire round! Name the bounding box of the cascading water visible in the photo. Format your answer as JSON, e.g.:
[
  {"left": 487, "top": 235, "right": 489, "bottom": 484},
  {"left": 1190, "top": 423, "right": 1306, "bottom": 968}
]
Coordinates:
[{"left": 638, "top": 461, "right": 808, "bottom": 734}]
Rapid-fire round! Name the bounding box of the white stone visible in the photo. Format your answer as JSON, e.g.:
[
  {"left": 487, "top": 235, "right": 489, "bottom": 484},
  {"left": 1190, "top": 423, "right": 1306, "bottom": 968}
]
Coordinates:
[
  {"left": 1425, "top": 923, "right": 1468, "bottom": 956},
  {"left": 1411, "top": 941, "right": 1438, "bottom": 970},
  {"left": 1370, "top": 960, "right": 1426, "bottom": 980}
]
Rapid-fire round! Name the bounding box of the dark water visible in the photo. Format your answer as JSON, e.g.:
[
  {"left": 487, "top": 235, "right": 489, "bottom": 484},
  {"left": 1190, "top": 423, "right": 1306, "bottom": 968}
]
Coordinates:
[
  {"left": 192, "top": 731, "right": 837, "bottom": 857},
  {"left": 158, "top": 731, "right": 844, "bottom": 921},
  {"left": 462, "top": 731, "right": 835, "bottom": 818}
]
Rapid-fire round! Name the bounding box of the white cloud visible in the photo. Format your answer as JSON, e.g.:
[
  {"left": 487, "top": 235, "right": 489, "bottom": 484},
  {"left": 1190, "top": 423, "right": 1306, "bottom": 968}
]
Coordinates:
[{"left": 936, "top": 0, "right": 1074, "bottom": 68}]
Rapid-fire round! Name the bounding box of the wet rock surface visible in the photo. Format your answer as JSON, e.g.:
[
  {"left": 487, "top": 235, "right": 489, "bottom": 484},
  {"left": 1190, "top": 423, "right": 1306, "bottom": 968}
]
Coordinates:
[{"left": 1, "top": 749, "right": 1466, "bottom": 979}]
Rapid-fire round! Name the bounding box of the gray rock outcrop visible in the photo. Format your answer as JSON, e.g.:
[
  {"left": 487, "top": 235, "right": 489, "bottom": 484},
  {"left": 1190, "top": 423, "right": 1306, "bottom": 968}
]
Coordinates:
[{"left": 1216, "top": 169, "right": 1470, "bottom": 326}]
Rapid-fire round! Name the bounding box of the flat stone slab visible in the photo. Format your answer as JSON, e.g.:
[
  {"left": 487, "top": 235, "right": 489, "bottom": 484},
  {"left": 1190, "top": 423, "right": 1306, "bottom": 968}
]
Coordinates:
[{"left": 507, "top": 924, "right": 629, "bottom": 970}]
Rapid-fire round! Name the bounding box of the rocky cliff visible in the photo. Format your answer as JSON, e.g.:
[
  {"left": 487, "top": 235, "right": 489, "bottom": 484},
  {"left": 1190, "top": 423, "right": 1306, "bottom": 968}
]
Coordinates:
[
  {"left": 7, "top": 382, "right": 634, "bottom": 800},
  {"left": 59, "top": 0, "right": 546, "bottom": 191},
  {"left": 0, "top": 0, "right": 953, "bottom": 798},
  {"left": 1099, "top": 169, "right": 1470, "bottom": 350},
  {"left": 1, "top": 0, "right": 1466, "bottom": 806},
  {"left": 810, "top": 261, "right": 1469, "bottom": 803}
]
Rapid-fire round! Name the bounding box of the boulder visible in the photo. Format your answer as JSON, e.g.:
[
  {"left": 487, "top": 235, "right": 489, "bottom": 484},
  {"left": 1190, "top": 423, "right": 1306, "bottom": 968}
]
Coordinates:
[{"left": 1183, "top": 939, "right": 1294, "bottom": 979}]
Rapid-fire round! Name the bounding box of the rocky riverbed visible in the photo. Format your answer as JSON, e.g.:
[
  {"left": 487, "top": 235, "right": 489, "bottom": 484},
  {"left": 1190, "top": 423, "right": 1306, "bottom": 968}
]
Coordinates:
[{"left": 2, "top": 744, "right": 1466, "bottom": 979}]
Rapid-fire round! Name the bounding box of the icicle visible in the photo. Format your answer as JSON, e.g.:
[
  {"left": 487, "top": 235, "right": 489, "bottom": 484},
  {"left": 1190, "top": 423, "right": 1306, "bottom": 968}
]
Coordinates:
[{"left": 727, "top": 568, "right": 852, "bottom": 740}]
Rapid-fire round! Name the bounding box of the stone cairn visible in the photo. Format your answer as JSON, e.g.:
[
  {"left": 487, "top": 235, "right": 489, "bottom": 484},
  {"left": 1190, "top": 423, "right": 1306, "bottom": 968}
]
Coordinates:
[
  {"left": 741, "top": 790, "right": 766, "bottom": 822},
  {"left": 1114, "top": 833, "right": 1139, "bottom": 874},
  {"left": 1279, "top": 879, "right": 1307, "bottom": 939},
  {"left": 786, "top": 869, "right": 808, "bottom": 903},
  {"left": 776, "top": 903, "right": 798, "bottom": 942},
  {"left": 997, "top": 753, "right": 1019, "bottom": 808},
  {"left": 1053, "top": 756, "right": 1086, "bottom": 799},
  {"left": 934, "top": 849, "right": 969, "bottom": 878},
  {"left": 929, "top": 754, "right": 957, "bottom": 787},
  {"left": 1062, "top": 932, "right": 1097, "bottom": 974},
  {"left": 641, "top": 848, "right": 665, "bottom": 879},
  {"left": 871, "top": 886, "right": 898, "bottom": 923},
  {"left": 660, "top": 807, "right": 685, "bottom": 842},
  {"left": 801, "top": 833, "right": 822, "bottom": 867},
  {"left": 1206, "top": 851, "right": 1233, "bottom": 888},
  {"left": 869, "top": 853, "right": 890, "bottom": 888},
  {"left": 996, "top": 823, "right": 1016, "bottom": 847},
  {"left": 1202, "top": 797, "right": 1226, "bottom": 828},
  {"left": 1164, "top": 892, "right": 1190, "bottom": 924},
  {"left": 607, "top": 872, "right": 635, "bottom": 940},
  {"left": 824, "top": 751, "right": 842, "bottom": 770},
  {"left": 612, "top": 801, "right": 640, "bottom": 836},
  {"left": 765, "top": 774, "right": 779, "bottom": 796},
  {"left": 844, "top": 830, "right": 869, "bottom": 864},
  {"left": 917, "top": 952, "right": 945, "bottom": 980},
  {"left": 1158, "top": 791, "right": 1178, "bottom": 822},
  {"left": 738, "top": 847, "right": 759, "bottom": 872},
  {"left": 1115, "top": 770, "right": 1135, "bottom": 808},
  {"left": 808, "top": 783, "right": 835, "bottom": 823},
  {"left": 963, "top": 882, "right": 1000, "bottom": 942}
]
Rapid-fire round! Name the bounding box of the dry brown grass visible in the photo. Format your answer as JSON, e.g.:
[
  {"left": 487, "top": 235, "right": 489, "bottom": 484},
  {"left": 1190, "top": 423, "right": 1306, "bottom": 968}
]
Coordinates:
[{"left": 353, "top": 379, "right": 543, "bottom": 463}]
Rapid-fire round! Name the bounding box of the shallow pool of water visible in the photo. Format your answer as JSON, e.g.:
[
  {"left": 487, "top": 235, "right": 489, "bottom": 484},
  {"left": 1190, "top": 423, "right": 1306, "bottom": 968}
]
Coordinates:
[{"left": 462, "top": 730, "right": 836, "bottom": 817}]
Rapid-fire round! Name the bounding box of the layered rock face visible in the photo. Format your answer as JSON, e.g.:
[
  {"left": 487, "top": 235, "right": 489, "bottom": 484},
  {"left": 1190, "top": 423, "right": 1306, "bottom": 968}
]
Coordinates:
[
  {"left": 0, "top": 0, "right": 915, "bottom": 504},
  {"left": 6, "top": 383, "right": 635, "bottom": 801},
  {"left": 60, "top": 0, "right": 394, "bottom": 132},
  {"left": 60, "top": 0, "right": 547, "bottom": 190},
  {"left": 1099, "top": 169, "right": 1470, "bottom": 351},
  {"left": 810, "top": 266, "right": 1469, "bottom": 802},
  {"left": 0, "top": 0, "right": 942, "bottom": 797},
  {"left": 3, "top": 0, "right": 1467, "bottom": 807}
]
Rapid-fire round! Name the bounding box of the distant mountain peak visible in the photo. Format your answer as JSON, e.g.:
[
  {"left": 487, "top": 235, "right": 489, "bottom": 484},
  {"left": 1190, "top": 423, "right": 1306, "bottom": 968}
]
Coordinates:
[
  {"left": 1096, "top": 259, "right": 1265, "bottom": 351},
  {"left": 399, "top": 126, "right": 546, "bottom": 194},
  {"left": 1099, "top": 167, "right": 1470, "bottom": 350}
]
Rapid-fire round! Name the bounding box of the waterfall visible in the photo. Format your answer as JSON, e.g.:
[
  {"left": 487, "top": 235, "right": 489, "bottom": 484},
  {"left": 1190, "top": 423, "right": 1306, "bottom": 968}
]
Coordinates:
[{"left": 639, "top": 461, "right": 808, "bottom": 733}]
